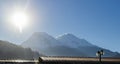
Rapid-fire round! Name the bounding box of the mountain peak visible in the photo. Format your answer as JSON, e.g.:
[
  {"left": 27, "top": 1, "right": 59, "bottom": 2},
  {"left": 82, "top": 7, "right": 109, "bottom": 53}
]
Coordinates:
[
  {"left": 56, "top": 33, "right": 93, "bottom": 47},
  {"left": 56, "top": 33, "right": 78, "bottom": 39},
  {"left": 63, "top": 33, "right": 76, "bottom": 37},
  {"left": 22, "top": 32, "right": 60, "bottom": 48},
  {"left": 28, "top": 32, "right": 55, "bottom": 42}
]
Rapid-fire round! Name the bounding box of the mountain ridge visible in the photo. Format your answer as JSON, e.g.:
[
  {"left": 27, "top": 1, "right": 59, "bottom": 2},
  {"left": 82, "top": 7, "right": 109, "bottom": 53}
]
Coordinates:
[
  {"left": 0, "top": 40, "right": 40, "bottom": 59},
  {"left": 21, "top": 32, "right": 120, "bottom": 57}
]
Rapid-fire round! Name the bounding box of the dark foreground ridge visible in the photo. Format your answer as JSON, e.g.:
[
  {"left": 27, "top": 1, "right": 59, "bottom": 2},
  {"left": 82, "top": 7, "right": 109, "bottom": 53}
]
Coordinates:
[{"left": 0, "top": 56, "right": 120, "bottom": 64}]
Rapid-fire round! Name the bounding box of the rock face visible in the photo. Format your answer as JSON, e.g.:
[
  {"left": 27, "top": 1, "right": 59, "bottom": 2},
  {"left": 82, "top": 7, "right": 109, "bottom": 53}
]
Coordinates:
[
  {"left": 21, "top": 32, "right": 120, "bottom": 57},
  {"left": 0, "top": 40, "right": 40, "bottom": 60}
]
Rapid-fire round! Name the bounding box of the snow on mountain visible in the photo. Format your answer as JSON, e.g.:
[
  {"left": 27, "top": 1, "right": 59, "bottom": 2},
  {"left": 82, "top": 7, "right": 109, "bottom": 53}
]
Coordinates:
[
  {"left": 21, "top": 32, "right": 120, "bottom": 57},
  {"left": 22, "top": 32, "right": 93, "bottom": 49},
  {"left": 56, "top": 33, "right": 94, "bottom": 48},
  {"left": 22, "top": 32, "right": 60, "bottom": 50}
]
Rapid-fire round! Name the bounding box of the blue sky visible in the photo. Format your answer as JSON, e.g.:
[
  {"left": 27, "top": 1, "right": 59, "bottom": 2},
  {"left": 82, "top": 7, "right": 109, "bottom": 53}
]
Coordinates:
[{"left": 0, "top": 0, "right": 120, "bottom": 52}]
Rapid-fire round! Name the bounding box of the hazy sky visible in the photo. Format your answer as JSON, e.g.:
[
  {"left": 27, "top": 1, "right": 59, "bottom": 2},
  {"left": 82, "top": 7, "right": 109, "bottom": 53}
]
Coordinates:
[{"left": 0, "top": 0, "right": 120, "bottom": 52}]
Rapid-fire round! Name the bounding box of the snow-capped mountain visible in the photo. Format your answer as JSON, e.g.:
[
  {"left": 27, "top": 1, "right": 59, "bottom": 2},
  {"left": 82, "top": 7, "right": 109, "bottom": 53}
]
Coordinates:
[
  {"left": 21, "top": 32, "right": 120, "bottom": 57},
  {"left": 56, "top": 33, "right": 94, "bottom": 48},
  {"left": 22, "top": 32, "right": 60, "bottom": 50}
]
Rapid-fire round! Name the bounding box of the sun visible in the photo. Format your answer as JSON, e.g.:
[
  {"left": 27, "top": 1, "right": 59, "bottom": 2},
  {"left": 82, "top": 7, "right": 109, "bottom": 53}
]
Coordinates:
[{"left": 11, "top": 11, "right": 29, "bottom": 33}]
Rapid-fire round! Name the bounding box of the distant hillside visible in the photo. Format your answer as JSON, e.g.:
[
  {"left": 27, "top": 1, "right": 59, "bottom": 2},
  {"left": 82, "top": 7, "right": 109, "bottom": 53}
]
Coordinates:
[
  {"left": 0, "top": 40, "right": 40, "bottom": 60},
  {"left": 21, "top": 32, "right": 120, "bottom": 57}
]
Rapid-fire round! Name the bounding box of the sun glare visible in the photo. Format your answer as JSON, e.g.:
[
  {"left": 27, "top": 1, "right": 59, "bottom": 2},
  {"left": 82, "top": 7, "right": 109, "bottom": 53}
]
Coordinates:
[{"left": 11, "top": 11, "right": 29, "bottom": 33}]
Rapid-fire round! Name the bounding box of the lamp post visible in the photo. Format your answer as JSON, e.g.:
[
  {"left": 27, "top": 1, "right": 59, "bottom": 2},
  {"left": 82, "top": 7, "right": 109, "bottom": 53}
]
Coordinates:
[{"left": 96, "top": 50, "right": 104, "bottom": 64}]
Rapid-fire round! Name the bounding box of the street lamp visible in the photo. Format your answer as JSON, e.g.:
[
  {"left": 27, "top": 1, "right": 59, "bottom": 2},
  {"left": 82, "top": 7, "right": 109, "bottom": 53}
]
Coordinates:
[{"left": 96, "top": 50, "right": 104, "bottom": 63}]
